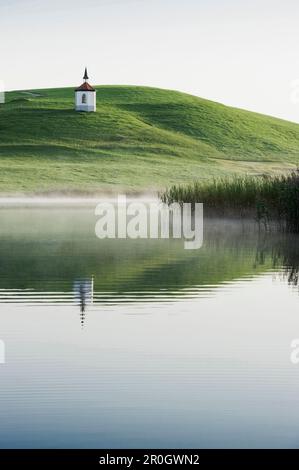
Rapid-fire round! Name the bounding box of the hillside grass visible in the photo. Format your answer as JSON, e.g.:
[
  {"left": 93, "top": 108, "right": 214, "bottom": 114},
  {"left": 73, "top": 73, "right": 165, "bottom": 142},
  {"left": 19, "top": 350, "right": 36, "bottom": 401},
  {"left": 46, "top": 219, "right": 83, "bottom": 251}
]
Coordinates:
[{"left": 1, "top": 85, "right": 299, "bottom": 193}]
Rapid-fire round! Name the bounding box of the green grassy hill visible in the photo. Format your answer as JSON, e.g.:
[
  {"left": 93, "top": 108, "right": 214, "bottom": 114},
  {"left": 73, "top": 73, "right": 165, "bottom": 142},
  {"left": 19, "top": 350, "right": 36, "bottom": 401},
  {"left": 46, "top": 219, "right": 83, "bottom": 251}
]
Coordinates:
[{"left": 1, "top": 85, "right": 299, "bottom": 193}]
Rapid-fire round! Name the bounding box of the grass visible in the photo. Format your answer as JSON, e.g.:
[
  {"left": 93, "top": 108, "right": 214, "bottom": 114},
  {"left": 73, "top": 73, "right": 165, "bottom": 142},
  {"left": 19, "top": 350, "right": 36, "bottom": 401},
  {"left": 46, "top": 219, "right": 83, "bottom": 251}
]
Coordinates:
[
  {"left": 1, "top": 85, "right": 299, "bottom": 193},
  {"left": 161, "top": 171, "right": 299, "bottom": 231}
]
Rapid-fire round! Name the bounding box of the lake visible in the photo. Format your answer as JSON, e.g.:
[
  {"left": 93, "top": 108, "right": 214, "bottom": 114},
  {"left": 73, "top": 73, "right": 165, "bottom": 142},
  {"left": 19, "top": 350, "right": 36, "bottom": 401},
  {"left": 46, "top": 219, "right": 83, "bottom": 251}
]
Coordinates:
[{"left": 0, "top": 201, "right": 299, "bottom": 448}]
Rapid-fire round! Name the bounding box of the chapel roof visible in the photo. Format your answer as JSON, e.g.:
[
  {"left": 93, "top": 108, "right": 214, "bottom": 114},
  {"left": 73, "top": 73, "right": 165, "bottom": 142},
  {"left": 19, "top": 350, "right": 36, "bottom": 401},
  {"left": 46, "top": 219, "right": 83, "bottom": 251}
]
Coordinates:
[{"left": 75, "top": 82, "right": 96, "bottom": 92}]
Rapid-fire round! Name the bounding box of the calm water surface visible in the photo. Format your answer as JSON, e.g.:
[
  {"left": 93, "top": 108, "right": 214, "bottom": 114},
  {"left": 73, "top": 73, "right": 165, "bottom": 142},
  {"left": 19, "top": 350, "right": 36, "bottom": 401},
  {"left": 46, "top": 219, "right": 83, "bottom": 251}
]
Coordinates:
[{"left": 0, "top": 203, "right": 299, "bottom": 448}]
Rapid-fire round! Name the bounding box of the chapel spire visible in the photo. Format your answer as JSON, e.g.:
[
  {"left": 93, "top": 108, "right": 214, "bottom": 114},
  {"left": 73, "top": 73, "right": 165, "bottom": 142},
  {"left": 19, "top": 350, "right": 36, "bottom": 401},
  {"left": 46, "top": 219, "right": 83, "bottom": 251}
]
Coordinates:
[{"left": 83, "top": 67, "right": 89, "bottom": 81}]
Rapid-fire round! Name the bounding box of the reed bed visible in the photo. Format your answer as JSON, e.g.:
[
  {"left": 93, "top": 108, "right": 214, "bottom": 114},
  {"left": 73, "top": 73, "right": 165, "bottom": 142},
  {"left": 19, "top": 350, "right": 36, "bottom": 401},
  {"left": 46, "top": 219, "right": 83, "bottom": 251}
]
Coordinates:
[{"left": 160, "top": 171, "right": 299, "bottom": 232}]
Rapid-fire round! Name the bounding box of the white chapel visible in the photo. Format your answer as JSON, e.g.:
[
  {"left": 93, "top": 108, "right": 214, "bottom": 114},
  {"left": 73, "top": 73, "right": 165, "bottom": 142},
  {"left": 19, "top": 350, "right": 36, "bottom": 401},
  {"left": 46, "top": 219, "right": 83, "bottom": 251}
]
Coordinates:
[{"left": 75, "top": 68, "right": 96, "bottom": 112}]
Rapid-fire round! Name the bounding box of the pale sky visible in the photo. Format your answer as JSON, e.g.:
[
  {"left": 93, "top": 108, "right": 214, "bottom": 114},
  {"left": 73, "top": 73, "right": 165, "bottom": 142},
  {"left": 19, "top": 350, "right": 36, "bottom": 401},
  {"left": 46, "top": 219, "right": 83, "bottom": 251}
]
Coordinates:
[{"left": 1, "top": 0, "right": 299, "bottom": 122}]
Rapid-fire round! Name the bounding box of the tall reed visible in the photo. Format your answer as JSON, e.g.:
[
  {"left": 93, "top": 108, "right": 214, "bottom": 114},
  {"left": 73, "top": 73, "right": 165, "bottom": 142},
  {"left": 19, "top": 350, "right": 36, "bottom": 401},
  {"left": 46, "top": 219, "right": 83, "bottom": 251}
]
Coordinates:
[{"left": 160, "top": 170, "right": 299, "bottom": 232}]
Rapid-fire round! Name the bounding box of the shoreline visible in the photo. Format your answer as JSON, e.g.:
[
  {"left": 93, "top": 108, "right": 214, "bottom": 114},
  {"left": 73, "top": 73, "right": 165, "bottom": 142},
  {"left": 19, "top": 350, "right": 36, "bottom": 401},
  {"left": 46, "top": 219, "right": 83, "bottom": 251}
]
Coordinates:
[{"left": 0, "top": 191, "right": 160, "bottom": 208}]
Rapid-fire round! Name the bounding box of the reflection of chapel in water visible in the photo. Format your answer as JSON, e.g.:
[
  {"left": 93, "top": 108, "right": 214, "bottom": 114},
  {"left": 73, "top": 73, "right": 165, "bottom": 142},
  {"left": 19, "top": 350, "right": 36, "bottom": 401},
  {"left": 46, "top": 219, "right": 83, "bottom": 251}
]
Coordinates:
[{"left": 73, "top": 278, "right": 94, "bottom": 327}]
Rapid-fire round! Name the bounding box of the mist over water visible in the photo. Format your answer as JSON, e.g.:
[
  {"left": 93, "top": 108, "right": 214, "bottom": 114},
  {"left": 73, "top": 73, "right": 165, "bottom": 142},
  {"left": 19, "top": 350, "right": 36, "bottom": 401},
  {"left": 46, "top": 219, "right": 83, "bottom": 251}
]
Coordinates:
[{"left": 1, "top": 205, "right": 299, "bottom": 448}]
